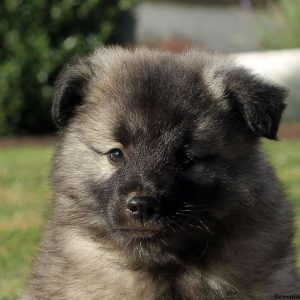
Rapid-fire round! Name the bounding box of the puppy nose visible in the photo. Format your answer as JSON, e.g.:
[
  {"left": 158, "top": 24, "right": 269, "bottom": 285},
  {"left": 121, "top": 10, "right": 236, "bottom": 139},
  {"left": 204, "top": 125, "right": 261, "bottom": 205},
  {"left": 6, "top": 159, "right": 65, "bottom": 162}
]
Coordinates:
[{"left": 126, "top": 196, "right": 160, "bottom": 221}]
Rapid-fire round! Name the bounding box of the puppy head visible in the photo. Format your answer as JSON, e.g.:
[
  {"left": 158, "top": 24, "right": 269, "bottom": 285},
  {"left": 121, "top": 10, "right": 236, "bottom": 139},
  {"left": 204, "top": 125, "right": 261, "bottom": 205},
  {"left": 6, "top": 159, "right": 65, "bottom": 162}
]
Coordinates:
[{"left": 52, "top": 47, "right": 286, "bottom": 266}]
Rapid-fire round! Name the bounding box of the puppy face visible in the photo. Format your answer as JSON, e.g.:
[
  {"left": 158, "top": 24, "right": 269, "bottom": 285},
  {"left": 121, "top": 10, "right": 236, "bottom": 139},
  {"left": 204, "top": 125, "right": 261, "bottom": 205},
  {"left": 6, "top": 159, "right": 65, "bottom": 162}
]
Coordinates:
[{"left": 52, "top": 48, "right": 286, "bottom": 267}]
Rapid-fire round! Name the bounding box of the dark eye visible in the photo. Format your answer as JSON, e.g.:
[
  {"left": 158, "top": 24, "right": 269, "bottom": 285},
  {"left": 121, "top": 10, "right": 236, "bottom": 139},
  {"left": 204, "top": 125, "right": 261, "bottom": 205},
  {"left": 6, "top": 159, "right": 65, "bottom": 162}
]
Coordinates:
[{"left": 108, "top": 148, "right": 124, "bottom": 164}]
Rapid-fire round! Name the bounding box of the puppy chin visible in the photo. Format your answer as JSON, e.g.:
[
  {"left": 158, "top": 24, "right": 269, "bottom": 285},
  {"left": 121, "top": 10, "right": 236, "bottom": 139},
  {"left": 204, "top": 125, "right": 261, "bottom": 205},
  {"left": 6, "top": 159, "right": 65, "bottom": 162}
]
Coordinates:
[{"left": 112, "top": 232, "right": 181, "bottom": 269}]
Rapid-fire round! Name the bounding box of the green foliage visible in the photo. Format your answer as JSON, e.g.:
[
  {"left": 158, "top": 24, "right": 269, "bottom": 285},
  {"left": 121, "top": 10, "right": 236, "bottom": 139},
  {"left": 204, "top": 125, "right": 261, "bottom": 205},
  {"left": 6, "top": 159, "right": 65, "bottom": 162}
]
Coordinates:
[
  {"left": 0, "top": 0, "right": 136, "bottom": 135},
  {"left": 257, "top": 0, "right": 300, "bottom": 49}
]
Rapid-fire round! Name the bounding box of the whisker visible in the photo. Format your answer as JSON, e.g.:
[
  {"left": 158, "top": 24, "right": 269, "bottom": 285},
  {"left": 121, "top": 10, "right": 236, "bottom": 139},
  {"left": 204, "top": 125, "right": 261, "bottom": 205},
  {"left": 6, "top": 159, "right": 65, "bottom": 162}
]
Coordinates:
[
  {"left": 166, "top": 217, "right": 179, "bottom": 228},
  {"left": 185, "top": 223, "right": 203, "bottom": 231},
  {"left": 164, "top": 217, "right": 177, "bottom": 232},
  {"left": 167, "top": 216, "right": 186, "bottom": 232},
  {"left": 183, "top": 203, "right": 213, "bottom": 211},
  {"left": 159, "top": 237, "right": 168, "bottom": 246},
  {"left": 178, "top": 208, "right": 213, "bottom": 215},
  {"left": 179, "top": 209, "right": 192, "bottom": 212},
  {"left": 174, "top": 211, "right": 213, "bottom": 235},
  {"left": 183, "top": 202, "right": 204, "bottom": 208},
  {"left": 197, "top": 220, "right": 212, "bottom": 234},
  {"left": 175, "top": 212, "right": 189, "bottom": 217}
]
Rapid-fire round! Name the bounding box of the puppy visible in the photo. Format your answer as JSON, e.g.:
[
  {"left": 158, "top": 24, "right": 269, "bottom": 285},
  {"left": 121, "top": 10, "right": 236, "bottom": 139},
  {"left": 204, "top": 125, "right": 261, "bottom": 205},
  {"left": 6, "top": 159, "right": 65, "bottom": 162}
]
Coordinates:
[{"left": 22, "top": 47, "right": 299, "bottom": 300}]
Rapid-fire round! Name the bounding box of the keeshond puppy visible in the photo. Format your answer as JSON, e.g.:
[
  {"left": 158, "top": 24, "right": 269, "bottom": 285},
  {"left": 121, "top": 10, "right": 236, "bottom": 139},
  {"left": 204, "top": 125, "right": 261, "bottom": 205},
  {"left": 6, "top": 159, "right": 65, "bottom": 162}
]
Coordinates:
[{"left": 22, "top": 47, "right": 299, "bottom": 300}]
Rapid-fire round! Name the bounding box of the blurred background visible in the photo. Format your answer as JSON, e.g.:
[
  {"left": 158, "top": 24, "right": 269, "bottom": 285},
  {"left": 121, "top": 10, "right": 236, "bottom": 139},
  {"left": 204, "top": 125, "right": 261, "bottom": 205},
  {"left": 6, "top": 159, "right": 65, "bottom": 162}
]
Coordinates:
[{"left": 0, "top": 0, "right": 299, "bottom": 299}]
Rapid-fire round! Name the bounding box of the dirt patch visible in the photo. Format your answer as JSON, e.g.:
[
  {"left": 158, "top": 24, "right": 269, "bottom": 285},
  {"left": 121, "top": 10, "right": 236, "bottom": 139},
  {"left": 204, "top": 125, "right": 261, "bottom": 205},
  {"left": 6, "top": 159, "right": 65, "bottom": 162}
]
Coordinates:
[
  {"left": 278, "top": 122, "right": 300, "bottom": 140},
  {"left": 0, "top": 122, "right": 299, "bottom": 147},
  {"left": 0, "top": 135, "right": 57, "bottom": 148}
]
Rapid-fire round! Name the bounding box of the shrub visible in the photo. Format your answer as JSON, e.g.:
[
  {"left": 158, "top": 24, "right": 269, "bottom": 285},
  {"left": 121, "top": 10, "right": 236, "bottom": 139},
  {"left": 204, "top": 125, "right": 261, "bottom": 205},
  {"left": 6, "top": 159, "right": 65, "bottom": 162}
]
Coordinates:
[{"left": 0, "top": 0, "right": 136, "bottom": 135}]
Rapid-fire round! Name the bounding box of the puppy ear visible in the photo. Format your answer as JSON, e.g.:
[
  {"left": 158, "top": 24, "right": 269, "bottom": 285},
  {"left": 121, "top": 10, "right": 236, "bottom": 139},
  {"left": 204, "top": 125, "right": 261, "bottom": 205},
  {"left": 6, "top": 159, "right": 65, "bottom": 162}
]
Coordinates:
[
  {"left": 225, "top": 67, "right": 287, "bottom": 140},
  {"left": 52, "top": 57, "right": 92, "bottom": 128}
]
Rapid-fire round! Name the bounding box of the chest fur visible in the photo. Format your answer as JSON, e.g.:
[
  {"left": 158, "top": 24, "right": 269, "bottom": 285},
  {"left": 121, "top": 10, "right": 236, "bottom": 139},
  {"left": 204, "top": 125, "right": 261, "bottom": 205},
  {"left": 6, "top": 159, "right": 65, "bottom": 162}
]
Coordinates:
[{"left": 58, "top": 231, "right": 237, "bottom": 300}]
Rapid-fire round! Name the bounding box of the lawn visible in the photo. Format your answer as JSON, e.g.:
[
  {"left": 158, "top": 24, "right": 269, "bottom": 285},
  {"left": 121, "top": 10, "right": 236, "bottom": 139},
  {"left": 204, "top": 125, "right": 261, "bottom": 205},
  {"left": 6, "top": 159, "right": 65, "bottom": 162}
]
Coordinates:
[{"left": 0, "top": 141, "right": 300, "bottom": 299}]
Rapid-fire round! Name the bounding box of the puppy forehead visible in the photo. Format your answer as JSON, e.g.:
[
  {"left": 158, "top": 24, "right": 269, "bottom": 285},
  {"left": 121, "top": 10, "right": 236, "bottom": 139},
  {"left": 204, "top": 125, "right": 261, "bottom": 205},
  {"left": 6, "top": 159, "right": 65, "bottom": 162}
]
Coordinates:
[
  {"left": 85, "top": 51, "right": 226, "bottom": 146},
  {"left": 88, "top": 47, "right": 230, "bottom": 108}
]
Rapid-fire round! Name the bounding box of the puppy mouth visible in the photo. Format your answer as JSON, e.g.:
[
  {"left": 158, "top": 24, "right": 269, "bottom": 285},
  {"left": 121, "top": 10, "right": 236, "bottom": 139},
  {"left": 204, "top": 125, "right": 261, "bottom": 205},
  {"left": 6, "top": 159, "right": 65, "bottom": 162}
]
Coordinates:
[{"left": 115, "top": 228, "right": 162, "bottom": 238}]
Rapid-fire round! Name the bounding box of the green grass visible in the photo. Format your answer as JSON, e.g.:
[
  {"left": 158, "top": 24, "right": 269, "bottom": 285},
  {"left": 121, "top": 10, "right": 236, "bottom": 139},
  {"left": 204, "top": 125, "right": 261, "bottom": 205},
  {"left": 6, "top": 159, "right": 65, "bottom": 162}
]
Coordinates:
[
  {"left": 264, "top": 140, "right": 300, "bottom": 263},
  {"left": 0, "top": 146, "right": 53, "bottom": 300},
  {"left": 0, "top": 141, "right": 299, "bottom": 299}
]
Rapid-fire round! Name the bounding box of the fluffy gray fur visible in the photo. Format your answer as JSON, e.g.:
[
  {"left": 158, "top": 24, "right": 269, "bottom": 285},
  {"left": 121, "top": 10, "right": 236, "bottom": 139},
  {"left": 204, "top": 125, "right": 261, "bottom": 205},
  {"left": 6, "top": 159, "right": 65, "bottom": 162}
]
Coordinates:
[{"left": 22, "top": 47, "right": 299, "bottom": 300}]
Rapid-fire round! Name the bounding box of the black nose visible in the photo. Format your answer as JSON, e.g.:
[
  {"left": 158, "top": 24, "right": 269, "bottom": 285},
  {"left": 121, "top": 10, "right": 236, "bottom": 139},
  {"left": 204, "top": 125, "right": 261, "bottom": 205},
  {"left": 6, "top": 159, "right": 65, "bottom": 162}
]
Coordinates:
[{"left": 126, "top": 196, "right": 160, "bottom": 221}]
